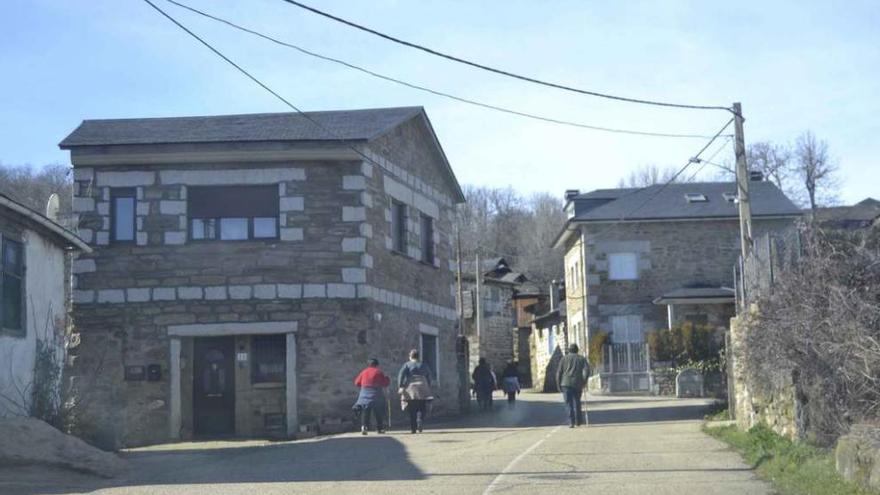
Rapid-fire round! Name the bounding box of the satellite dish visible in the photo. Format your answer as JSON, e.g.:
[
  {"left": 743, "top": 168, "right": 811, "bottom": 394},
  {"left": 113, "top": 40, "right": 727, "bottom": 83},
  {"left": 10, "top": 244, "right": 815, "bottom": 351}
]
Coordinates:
[{"left": 46, "top": 193, "right": 60, "bottom": 222}]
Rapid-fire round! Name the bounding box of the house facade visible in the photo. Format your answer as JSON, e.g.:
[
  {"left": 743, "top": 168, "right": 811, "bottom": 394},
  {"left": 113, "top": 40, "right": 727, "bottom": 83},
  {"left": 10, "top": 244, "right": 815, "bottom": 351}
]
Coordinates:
[
  {"left": 0, "top": 194, "right": 89, "bottom": 417},
  {"left": 460, "top": 258, "right": 524, "bottom": 377},
  {"left": 60, "top": 107, "right": 465, "bottom": 448},
  {"left": 526, "top": 282, "right": 567, "bottom": 392},
  {"left": 554, "top": 181, "right": 801, "bottom": 393}
]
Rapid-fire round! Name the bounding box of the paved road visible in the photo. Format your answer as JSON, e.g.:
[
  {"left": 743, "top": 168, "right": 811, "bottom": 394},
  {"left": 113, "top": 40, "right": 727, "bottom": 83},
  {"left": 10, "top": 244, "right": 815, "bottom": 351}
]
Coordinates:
[{"left": 2, "top": 393, "right": 770, "bottom": 495}]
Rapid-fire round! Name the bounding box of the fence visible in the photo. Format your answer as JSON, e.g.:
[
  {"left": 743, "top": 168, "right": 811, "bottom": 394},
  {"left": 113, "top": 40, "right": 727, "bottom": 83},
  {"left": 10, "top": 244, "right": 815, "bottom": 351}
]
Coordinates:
[
  {"left": 598, "top": 343, "right": 649, "bottom": 374},
  {"left": 734, "top": 228, "right": 803, "bottom": 310}
]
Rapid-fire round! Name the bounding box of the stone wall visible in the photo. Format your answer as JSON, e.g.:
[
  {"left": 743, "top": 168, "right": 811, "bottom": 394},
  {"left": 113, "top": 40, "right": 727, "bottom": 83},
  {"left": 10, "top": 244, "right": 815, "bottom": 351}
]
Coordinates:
[
  {"left": 530, "top": 321, "right": 566, "bottom": 393},
  {"left": 460, "top": 281, "right": 516, "bottom": 378},
  {"left": 730, "top": 311, "right": 801, "bottom": 439}
]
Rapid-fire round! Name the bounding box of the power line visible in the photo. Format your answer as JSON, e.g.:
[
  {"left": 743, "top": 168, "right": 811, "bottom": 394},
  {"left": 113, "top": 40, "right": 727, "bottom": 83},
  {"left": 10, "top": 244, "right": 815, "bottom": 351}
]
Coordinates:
[
  {"left": 164, "top": 0, "right": 720, "bottom": 139},
  {"left": 685, "top": 138, "right": 733, "bottom": 182},
  {"left": 141, "top": 0, "right": 391, "bottom": 180},
  {"left": 279, "top": 0, "right": 733, "bottom": 112}
]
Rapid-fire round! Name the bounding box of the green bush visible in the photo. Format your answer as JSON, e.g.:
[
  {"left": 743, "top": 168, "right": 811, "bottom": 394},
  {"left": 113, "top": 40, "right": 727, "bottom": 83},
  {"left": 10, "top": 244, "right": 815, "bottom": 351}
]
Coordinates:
[{"left": 647, "top": 321, "right": 720, "bottom": 368}]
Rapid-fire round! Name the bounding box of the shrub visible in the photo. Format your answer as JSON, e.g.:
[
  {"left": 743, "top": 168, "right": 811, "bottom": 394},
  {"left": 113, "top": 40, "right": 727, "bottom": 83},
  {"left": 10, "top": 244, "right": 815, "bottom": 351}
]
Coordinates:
[
  {"left": 647, "top": 321, "right": 720, "bottom": 368},
  {"left": 588, "top": 331, "right": 610, "bottom": 371}
]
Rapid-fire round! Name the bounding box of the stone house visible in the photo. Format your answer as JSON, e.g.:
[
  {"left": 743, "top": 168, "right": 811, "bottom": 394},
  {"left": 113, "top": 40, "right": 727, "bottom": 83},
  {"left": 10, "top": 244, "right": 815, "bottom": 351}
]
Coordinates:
[
  {"left": 59, "top": 106, "right": 465, "bottom": 448},
  {"left": 511, "top": 281, "right": 542, "bottom": 386},
  {"left": 525, "top": 282, "right": 568, "bottom": 392},
  {"left": 814, "top": 198, "right": 880, "bottom": 230},
  {"left": 460, "top": 257, "right": 524, "bottom": 377},
  {"left": 0, "top": 194, "right": 90, "bottom": 417},
  {"left": 553, "top": 180, "right": 801, "bottom": 393}
]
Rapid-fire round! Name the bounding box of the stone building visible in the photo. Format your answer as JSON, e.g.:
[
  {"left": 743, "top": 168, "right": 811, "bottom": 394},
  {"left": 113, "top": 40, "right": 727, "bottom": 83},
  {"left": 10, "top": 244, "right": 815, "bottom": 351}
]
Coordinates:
[
  {"left": 460, "top": 258, "right": 524, "bottom": 377},
  {"left": 525, "top": 282, "right": 567, "bottom": 393},
  {"left": 59, "top": 107, "right": 465, "bottom": 448},
  {"left": 511, "top": 281, "right": 542, "bottom": 387},
  {"left": 553, "top": 181, "right": 801, "bottom": 393},
  {"left": 0, "top": 194, "right": 90, "bottom": 417},
  {"left": 813, "top": 197, "right": 880, "bottom": 230}
]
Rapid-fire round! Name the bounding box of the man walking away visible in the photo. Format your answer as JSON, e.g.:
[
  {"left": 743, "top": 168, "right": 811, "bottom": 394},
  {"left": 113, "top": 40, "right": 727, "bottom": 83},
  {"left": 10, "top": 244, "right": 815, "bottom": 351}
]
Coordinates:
[
  {"left": 353, "top": 358, "right": 391, "bottom": 435},
  {"left": 556, "top": 344, "right": 590, "bottom": 427},
  {"left": 398, "top": 349, "right": 433, "bottom": 434}
]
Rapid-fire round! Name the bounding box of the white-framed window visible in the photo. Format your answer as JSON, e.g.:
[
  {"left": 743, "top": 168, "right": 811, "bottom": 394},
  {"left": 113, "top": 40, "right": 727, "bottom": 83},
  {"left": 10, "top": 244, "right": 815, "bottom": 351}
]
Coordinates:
[
  {"left": 391, "top": 200, "right": 407, "bottom": 253},
  {"left": 608, "top": 252, "right": 638, "bottom": 280},
  {"left": 420, "top": 330, "right": 439, "bottom": 385},
  {"left": 611, "top": 315, "right": 643, "bottom": 343}
]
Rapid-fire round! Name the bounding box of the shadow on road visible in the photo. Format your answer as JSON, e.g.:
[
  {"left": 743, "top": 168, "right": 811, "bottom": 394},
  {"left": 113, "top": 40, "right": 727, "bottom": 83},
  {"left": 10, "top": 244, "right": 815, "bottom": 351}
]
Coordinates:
[{"left": 4, "top": 435, "right": 425, "bottom": 495}]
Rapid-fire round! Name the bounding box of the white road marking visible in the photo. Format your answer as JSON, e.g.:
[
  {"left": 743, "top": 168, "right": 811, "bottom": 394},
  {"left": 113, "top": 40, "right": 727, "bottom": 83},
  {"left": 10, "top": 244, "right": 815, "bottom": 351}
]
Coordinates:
[{"left": 482, "top": 425, "right": 563, "bottom": 494}]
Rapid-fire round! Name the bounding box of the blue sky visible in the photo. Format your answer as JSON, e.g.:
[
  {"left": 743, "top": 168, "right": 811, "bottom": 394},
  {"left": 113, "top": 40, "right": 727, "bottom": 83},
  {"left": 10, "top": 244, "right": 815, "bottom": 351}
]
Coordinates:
[{"left": 2, "top": 0, "right": 877, "bottom": 203}]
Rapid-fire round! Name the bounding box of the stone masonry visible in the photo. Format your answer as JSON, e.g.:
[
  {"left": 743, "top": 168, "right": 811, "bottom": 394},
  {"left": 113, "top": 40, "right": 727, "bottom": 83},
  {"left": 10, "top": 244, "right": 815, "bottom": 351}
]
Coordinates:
[{"left": 62, "top": 108, "right": 465, "bottom": 448}]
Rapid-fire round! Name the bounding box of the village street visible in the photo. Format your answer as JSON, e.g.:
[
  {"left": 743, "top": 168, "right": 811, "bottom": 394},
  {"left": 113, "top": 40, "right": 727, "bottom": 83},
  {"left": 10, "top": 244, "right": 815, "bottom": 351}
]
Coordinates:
[{"left": 3, "top": 393, "right": 769, "bottom": 495}]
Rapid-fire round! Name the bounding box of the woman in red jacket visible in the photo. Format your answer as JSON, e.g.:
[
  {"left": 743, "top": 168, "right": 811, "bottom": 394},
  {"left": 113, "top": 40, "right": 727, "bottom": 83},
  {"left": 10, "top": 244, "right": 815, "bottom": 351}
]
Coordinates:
[{"left": 353, "top": 358, "right": 391, "bottom": 435}]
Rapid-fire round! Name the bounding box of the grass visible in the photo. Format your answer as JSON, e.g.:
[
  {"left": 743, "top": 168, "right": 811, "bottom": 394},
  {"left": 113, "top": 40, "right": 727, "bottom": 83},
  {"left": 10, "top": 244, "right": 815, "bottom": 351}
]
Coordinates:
[
  {"left": 705, "top": 424, "right": 875, "bottom": 495},
  {"left": 703, "top": 402, "right": 730, "bottom": 421}
]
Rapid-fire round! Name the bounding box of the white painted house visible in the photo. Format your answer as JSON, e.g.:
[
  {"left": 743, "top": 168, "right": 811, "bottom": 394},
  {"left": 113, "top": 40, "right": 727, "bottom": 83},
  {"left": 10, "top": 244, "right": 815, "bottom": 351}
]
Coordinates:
[{"left": 0, "top": 193, "right": 90, "bottom": 417}]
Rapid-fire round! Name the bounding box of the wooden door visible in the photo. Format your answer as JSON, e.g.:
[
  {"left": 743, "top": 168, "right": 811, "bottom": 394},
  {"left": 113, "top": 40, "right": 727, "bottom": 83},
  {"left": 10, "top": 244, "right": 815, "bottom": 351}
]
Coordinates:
[{"left": 193, "top": 337, "right": 235, "bottom": 436}]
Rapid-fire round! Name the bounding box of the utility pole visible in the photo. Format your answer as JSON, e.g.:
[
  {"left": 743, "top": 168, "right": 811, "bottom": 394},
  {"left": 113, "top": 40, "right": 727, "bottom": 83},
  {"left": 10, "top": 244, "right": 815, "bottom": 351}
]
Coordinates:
[
  {"left": 733, "top": 102, "right": 754, "bottom": 260},
  {"left": 456, "top": 232, "right": 464, "bottom": 335},
  {"left": 474, "top": 252, "right": 482, "bottom": 345},
  {"left": 455, "top": 231, "right": 470, "bottom": 413}
]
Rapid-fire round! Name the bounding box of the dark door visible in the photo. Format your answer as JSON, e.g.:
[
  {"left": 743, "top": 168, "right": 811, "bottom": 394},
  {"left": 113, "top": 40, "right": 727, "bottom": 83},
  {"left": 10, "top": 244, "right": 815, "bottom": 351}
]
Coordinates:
[{"left": 193, "top": 337, "right": 235, "bottom": 436}]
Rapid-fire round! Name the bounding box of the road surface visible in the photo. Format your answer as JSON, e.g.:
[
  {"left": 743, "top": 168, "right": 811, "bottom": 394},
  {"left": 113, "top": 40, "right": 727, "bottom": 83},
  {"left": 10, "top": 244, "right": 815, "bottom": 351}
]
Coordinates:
[{"left": 1, "top": 393, "right": 770, "bottom": 495}]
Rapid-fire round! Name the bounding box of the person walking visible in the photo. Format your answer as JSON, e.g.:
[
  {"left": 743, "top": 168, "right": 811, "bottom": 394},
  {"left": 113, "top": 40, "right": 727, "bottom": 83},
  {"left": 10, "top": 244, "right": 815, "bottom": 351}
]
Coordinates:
[
  {"left": 500, "top": 361, "right": 521, "bottom": 407},
  {"left": 472, "top": 357, "right": 496, "bottom": 411},
  {"left": 398, "top": 349, "right": 433, "bottom": 434},
  {"left": 353, "top": 358, "right": 391, "bottom": 435},
  {"left": 555, "top": 344, "right": 590, "bottom": 427}
]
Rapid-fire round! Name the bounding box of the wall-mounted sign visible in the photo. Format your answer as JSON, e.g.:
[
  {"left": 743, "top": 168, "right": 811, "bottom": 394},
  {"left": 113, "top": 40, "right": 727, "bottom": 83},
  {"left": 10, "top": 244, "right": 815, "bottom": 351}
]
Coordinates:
[
  {"left": 236, "top": 352, "right": 248, "bottom": 362},
  {"left": 124, "top": 365, "right": 145, "bottom": 381}
]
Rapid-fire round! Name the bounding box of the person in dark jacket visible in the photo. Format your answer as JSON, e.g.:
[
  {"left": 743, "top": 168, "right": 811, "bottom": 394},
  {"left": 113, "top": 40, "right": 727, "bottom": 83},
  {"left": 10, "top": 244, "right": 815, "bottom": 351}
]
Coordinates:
[
  {"left": 555, "top": 344, "right": 590, "bottom": 427},
  {"left": 500, "top": 361, "right": 521, "bottom": 407},
  {"left": 398, "top": 349, "right": 433, "bottom": 433},
  {"left": 353, "top": 358, "right": 391, "bottom": 435},
  {"left": 472, "top": 358, "right": 496, "bottom": 411}
]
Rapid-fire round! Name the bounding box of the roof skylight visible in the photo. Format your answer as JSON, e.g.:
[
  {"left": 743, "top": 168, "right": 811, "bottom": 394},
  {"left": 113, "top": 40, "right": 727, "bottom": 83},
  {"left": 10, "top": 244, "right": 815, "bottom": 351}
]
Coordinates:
[{"left": 684, "top": 193, "right": 707, "bottom": 203}]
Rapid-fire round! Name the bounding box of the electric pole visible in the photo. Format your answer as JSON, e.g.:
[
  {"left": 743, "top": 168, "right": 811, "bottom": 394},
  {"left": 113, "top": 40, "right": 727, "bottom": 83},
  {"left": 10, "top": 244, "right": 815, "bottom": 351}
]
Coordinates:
[{"left": 733, "top": 102, "right": 753, "bottom": 260}]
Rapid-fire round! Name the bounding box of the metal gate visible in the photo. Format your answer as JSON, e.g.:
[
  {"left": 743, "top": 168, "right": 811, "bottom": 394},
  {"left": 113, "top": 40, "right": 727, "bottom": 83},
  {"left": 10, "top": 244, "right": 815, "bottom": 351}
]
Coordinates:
[{"left": 601, "top": 343, "right": 650, "bottom": 392}]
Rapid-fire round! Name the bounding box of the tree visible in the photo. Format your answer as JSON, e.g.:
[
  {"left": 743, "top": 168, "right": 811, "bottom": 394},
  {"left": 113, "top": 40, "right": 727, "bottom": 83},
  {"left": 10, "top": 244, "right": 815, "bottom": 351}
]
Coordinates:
[
  {"left": 0, "top": 163, "right": 74, "bottom": 228},
  {"left": 793, "top": 131, "right": 839, "bottom": 213},
  {"left": 455, "top": 186, "right": 565, "bottom": 286},
  {"left": 617, "top": 164, "right": 692, "bottom": 188}
]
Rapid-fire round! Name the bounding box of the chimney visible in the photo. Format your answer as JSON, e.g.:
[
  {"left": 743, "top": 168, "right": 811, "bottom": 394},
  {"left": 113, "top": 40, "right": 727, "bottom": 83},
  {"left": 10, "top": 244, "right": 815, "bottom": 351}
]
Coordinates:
[
  {"left": 564, "top": 189, "right": 580, "bottom": 201},
  {"left": 749, "top": 170, "right": 764, "bottom": 181}
]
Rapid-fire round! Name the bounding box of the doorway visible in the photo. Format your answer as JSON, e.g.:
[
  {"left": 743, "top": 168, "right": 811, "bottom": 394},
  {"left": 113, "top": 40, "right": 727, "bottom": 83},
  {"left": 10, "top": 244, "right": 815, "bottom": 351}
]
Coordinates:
[{"left": 193, "top": 336, "right": 235, "bottom": 436}]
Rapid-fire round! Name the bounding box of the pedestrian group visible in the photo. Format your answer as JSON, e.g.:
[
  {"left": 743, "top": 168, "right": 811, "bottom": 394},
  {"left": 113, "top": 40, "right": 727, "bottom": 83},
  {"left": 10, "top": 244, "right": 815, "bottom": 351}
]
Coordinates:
[{"left": 352, "top": 344, "right": 590, "bottom": 435}]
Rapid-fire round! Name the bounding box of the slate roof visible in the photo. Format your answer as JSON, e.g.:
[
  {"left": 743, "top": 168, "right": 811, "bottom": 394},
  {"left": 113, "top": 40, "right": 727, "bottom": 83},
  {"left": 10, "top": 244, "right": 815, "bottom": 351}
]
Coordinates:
[
  {"left": 571, "top": 182, "right": 801, "bottom": 221},
  {"left": 814, "top": 198, "right": 880, "bottom": 225},
  {"left": 652, "top": 287, "right": 735, "bottom": 305},
  {"left": 59, "top": 107, "right": 424, "bottom": 147}
]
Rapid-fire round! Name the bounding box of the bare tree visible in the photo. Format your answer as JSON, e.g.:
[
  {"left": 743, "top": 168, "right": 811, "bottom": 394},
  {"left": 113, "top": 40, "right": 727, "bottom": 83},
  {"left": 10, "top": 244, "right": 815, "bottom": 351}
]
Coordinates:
[
  {"left": 455, "top": 186, "right": 565, "bottom": 286},
  {"left": 793, "top": 131, "right": 839, "bottom": 212},
  {"left": 617, "top": 164, "right": 692, "bottom": 188},
  {"left": 747, "top": 141, "right": 791, "bottom": 190},
  {"left": 0, "top": 163, "right": 74, "bottom": 228}
]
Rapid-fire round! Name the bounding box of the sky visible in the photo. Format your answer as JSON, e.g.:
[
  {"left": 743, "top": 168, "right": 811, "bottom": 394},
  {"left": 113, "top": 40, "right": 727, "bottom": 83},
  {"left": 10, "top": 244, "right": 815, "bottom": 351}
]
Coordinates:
[{"left": 2, "top": 0, "right": 878, "bottom": 204}]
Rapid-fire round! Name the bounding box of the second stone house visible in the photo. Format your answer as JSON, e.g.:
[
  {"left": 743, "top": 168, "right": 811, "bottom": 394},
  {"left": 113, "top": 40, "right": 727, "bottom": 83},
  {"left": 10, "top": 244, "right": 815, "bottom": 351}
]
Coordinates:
[
  {"left": 554, "top": 180, "right": 801, "bottom": 393},
  {"left": 60, "top": 106, "right": 465, "bottom": 448}
]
